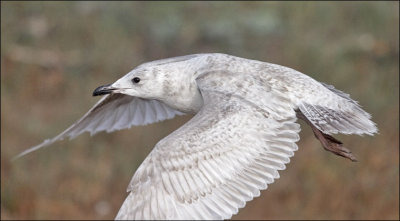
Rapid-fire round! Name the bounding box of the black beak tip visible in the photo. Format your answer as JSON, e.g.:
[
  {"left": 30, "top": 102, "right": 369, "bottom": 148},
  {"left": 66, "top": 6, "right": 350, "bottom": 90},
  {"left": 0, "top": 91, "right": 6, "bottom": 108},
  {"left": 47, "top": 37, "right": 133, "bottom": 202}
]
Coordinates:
[{"left": 93, "top": 84, "right": 114, "bottom": 96}]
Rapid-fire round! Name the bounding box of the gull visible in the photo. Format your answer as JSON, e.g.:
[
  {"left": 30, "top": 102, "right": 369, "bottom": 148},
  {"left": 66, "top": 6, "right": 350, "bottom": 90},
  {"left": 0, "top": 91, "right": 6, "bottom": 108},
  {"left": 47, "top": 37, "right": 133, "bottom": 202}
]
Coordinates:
[{"left": 15, "top": 53, "right": 377, "bottom": 219}]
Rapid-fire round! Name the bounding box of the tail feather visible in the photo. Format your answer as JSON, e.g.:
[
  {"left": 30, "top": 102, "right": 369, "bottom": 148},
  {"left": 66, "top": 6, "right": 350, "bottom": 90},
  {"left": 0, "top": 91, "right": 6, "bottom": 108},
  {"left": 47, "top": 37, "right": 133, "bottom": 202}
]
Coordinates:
[
  {"left": 298, "top": 83, "right": 377, "bottom": 136},
  {"left": 299, "top": 103, "right": 377, "bottom": 135}
]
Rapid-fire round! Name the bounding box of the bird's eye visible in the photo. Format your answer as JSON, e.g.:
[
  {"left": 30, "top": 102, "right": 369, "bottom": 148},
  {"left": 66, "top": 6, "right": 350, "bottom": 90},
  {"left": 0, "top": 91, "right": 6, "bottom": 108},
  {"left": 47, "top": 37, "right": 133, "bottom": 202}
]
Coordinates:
[{"left": 132, "top": 77, "right": 141, "bottom": 83}]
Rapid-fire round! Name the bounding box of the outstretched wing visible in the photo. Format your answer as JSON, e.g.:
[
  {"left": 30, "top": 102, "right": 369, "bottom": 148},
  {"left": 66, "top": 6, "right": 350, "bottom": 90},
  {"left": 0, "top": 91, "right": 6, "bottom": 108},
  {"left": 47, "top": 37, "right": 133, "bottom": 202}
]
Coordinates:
[
  {"left": 116, "top": 87, "right": 300, "bottom": 219},
  {"left": 15, "top": 93, "right": 184, "bottom": 159}
]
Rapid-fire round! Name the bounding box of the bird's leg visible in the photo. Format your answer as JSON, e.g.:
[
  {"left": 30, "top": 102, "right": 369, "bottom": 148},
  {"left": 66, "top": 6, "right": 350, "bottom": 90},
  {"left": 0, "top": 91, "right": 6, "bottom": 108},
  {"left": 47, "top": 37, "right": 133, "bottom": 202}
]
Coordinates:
[{"left": 296, "top": 110, "right": 357, "bottom": 162}]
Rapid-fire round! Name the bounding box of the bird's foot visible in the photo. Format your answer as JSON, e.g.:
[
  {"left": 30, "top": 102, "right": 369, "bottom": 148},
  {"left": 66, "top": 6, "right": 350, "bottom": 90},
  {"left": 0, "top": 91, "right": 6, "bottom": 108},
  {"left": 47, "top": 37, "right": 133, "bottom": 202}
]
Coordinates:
[
  {"left": 311, "top": 128, "right": 357, "bottom": 162},
  {"left": 296, "top": 110, "right": 357, "bottom": 162}
]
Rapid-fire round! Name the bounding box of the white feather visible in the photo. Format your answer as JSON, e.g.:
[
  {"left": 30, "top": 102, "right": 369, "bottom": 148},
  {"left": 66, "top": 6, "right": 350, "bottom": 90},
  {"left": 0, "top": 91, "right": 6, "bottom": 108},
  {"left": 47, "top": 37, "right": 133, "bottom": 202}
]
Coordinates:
[{"left": 16, "top": 53, "right": 378, "bottom": 219}]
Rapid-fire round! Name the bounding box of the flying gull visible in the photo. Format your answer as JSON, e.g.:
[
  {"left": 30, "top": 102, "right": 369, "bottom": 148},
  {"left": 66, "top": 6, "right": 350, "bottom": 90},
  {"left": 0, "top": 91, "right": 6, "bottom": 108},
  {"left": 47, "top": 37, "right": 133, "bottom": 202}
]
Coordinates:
[{"left": 15, "top": 53, "right": 377, "bottom": 219}]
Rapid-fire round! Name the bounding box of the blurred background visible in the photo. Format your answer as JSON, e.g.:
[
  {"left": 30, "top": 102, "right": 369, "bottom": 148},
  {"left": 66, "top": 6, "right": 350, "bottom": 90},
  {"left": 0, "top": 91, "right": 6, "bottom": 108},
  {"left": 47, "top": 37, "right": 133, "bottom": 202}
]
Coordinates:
[{"left": 1, "top": 1, "right": 398, "bottom": 220}]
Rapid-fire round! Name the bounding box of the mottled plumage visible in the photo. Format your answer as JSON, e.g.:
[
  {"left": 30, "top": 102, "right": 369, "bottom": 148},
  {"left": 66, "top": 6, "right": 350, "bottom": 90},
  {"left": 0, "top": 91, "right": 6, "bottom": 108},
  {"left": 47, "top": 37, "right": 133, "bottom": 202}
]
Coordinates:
[{"left": 16, "top": 53, "right": 377, "bottom": 220}]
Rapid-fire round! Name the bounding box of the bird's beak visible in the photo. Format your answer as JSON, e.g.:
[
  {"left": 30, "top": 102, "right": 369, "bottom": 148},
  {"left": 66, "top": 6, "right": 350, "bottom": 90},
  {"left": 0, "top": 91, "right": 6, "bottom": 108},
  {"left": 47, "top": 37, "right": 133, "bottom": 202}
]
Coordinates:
[{"left": 92, "top": 83, "right": 117, "bottom": 96}]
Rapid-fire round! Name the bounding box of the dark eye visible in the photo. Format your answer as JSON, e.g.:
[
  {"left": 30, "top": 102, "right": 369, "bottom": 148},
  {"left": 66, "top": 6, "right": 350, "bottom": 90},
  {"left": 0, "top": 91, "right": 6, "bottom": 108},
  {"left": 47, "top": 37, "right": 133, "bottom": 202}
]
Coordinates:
[{"left": 132, "top": 77, "right": 141, "bottom": 83}]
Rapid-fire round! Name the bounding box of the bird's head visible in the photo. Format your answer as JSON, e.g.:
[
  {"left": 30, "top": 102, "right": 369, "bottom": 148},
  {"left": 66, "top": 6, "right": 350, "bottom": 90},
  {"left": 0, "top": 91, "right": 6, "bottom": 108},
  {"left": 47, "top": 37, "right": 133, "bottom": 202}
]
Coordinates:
[
  {"left": 92, "top": 54, "right": 204, "bottom": 105},
  {"left": 93, "top": 66, "right": 168, "bottom": 99}
]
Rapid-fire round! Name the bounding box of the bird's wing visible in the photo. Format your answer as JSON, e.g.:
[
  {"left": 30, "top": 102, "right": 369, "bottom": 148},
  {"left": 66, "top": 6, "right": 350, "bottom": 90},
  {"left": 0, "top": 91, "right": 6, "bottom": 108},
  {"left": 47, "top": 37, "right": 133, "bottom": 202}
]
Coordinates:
[
  {"left": 116, "top": 78, "right": 300, "bottom": 219},
  {"left": 15, "top": 93, "right": 184, "bottom": 159}
]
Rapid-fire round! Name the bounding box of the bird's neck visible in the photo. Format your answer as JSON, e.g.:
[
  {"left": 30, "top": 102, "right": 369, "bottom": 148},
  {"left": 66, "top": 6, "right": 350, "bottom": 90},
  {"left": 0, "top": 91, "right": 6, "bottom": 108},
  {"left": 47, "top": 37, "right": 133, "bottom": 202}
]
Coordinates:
[
  {"left": 165, "top": 86, "right": 203, "bottom": 114},
  {"left": 161, "top": 85, "right": 203, "bottom": 114},
  {"left": 158, "top": 73, "right": 204, "bottom": 114}
]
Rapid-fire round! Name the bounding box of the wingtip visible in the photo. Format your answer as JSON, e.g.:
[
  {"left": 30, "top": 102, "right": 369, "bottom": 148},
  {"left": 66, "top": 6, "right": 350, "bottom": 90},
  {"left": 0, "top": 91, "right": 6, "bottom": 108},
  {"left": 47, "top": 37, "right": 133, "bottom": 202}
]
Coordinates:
[
  {"left": 12, "top": 138, "right": 54, "bottom": 162},
  {"left": 12, "top": 148, "right": 33, "bottom": 161}
]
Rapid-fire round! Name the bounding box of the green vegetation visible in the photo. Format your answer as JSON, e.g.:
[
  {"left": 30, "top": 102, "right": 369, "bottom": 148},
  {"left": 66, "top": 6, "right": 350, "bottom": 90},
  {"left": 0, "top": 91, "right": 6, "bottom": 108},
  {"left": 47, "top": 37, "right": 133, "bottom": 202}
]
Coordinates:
[{"left": 1, "top": 1, "right": 398, "bottom": 219}]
